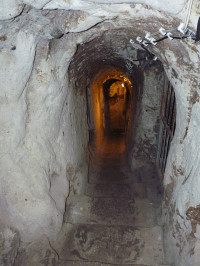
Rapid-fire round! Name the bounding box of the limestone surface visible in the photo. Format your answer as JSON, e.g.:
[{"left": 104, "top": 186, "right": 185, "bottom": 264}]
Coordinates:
[{"left": 0, "top": 226, "right": 20, "bottom": 266}]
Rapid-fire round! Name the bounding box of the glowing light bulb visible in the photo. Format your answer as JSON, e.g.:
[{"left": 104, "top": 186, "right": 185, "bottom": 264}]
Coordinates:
[{"left": 122, "top": 83, "right": 124, "bottom": 87}]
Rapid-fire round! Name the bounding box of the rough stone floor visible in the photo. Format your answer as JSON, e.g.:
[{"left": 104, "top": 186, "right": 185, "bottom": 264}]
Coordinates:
[{"left": 60, "top": 134, "right": 171, "bottom": 266}]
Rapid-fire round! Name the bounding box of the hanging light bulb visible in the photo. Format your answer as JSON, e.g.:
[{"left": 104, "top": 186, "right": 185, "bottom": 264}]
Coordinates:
[{"left": 122, "top": 83, "right": 124, "bottom": 87}]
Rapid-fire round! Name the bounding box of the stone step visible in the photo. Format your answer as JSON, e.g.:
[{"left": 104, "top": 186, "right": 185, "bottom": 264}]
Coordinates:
[
  {"left": 64, "top": 195, "right": 156, "bottom": 227},
  {"left": 89, "top": 169, "right": 130, "bottom": 184},
  {"left": 59, "top": 261, "right": 171, "bottom": 266},
  {"left": 88, "top": 156, "right": 141, "bottom": 185},
  {"left": 59, "top": 224, "right": 168, "bottom": 265},
  {"left": 136, "top": 164, "right": 163, "bottom": 207},
  {"left": 89, "top": 164, "right": 142, "bottom": 185},
  {"left": 85, "top": 183, "right": 147, "bottom": 199}
]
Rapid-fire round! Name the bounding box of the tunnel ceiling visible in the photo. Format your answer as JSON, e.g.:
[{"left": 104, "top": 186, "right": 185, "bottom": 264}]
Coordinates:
[
  {"left": 68, "top": 28, "right": 140, "bottom": 85},
  {"left": 1, "top": 2, "right": 199, "bottom": 89},
  {"left": 64, "top": 9, "right": 199, "bottom": 94}
]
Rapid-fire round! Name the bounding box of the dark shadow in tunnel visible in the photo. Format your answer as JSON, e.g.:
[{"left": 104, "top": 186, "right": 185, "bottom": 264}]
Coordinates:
[{"left": 102, "top": 79, "right": 120, "bottom": 135}]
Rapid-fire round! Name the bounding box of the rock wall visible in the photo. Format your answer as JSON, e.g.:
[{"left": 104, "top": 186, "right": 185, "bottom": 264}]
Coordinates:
[
  {"left": 0, "top": 10, "right": 89, "bottom": 242},
  {"left": 162, "top": 51, "right": 200, "bottom": 266},
  {"left": 131, "top": 61, "right": 164, "bottom": 168},
  {"left": 0, "top": 1, "right": 200, "bottom": 265}
]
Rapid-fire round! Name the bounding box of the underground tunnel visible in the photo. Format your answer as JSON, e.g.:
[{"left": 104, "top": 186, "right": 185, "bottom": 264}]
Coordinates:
[{"left": 0, "top": 1, "right": 200, "bottom": 266}]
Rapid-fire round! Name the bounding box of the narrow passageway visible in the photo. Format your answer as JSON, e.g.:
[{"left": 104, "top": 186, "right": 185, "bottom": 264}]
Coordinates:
[
  {"left": 61, "top": 132, "right": 170, "bottom": 265},
  {"left": 60, "top": 71, "right": 171, "bottom": 265}
]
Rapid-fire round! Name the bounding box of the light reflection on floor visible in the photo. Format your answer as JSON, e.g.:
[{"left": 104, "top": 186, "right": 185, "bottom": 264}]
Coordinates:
[
  {"left": 89, "top": 132, "right": 127, "bottom": 184},
  {"left": 95, "top": 133, "right": 126, "bottom": 159}
]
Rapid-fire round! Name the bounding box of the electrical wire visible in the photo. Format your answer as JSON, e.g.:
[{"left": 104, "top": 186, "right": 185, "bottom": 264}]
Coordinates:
[
  {"left": 127, "top": 15, "right": 200, "bottom": 64},
  {"left": 146, "top": 27, "right": 178, "bottom": 38},
  {"left": 131, "top": 57, "right": 148, "bottom": 61},
  {"left": 184, "top": 0, "right": 194, "bottom": 32},
  {"left": 151, "top": 36, "right": 168, "bottom": 43},
  {"left": 128, "top": 33, "right": 189, "bottom": 63},
  {"left": 126, "top": 45, "right": 155, "bottom": 63},
  {"left": 143, "top": 34, "right": 189, "bottom": 45},
  {"left": 132, "top": 0, "right": 196, "bottom": 44}
]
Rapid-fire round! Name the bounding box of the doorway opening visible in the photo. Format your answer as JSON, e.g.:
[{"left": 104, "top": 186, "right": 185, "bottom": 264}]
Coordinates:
[{"left": 88, "top": 67, "right": 133, "bottom": 162}]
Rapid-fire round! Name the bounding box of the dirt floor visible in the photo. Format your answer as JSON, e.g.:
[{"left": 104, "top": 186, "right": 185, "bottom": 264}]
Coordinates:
[{"left": 61, "top": 133, "right": 171, "bottom": 266}]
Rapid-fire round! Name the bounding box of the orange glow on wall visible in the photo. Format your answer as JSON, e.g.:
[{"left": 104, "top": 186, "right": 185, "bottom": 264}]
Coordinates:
[
  {"left": 108, "top": 81, "right": 127, "bottom": 132},
  {"left": 89, "top": 67, "right": 133, "bottom": 153}
]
